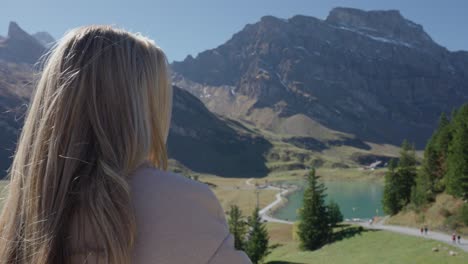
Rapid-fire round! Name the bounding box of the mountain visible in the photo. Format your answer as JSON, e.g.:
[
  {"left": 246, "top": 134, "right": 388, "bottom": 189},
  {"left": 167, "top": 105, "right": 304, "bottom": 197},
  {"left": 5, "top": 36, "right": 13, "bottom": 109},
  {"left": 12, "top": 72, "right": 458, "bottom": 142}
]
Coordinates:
[
  {"left": 0, "top": 61, "right": 33, "bottom": 175},
  {"left": 33, "top": 31, "right": 55, "bottom": 47},
  {"left": 168, "top": 87, "right": 270, "bottom": 177},
  {"left": 172, "top": 7, "right": 468, "bottom": 147},
  {"left": 0, "top": 22, "right": 271, "bottom": 178},
  {"left": 0, "top": 23, "right": 54, "bottom": 174},
  {"left": 0, "top": 22, "right": 45, "bottom": 64}
]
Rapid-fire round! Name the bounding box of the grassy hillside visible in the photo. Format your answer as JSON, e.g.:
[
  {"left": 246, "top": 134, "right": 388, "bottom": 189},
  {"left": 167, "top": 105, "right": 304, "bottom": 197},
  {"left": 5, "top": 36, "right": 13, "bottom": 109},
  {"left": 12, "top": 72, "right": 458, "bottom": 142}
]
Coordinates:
[
  {"left": 388, "top": 194, "right": 468, "bottom": 235},
  {"left": 227, "top": 117, "right": 401, "bottom": 178},
  {"left": 265, "top": 223, "right": 468, "bottom": 264},
  {"left": 200, "top": 176, "right": 277, "bottom": 215}
]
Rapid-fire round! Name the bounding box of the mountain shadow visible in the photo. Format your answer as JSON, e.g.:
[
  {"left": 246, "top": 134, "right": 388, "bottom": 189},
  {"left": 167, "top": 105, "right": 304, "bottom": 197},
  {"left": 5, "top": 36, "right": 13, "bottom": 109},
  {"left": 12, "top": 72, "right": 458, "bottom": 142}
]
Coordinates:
[{"left": 168, "top": 87, "right": 272, "bottom": 177}]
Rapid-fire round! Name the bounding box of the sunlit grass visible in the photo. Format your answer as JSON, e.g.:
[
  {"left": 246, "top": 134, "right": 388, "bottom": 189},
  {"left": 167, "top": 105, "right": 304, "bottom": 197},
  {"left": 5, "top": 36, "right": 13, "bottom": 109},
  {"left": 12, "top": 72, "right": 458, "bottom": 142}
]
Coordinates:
[{"left": 265, "top": 223, "right": 468, "bottom": 264}]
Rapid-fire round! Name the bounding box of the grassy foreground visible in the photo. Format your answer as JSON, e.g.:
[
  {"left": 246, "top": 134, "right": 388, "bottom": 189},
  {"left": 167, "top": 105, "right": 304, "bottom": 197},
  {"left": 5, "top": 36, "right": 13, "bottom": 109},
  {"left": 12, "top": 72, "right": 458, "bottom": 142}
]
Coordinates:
[
  {"left": 1, "top": 177, "right": 466, "bottom": 263},
  {"left": 265, "top": 223, "right": 468, "bottom": 264}
]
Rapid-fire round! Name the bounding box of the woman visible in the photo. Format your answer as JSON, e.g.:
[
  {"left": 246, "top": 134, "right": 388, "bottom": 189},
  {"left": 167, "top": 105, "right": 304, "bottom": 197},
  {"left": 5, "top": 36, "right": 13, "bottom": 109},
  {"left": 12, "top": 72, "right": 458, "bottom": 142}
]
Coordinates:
[{"left": 0, "top": 26, "right": 251, "bottom": 264}]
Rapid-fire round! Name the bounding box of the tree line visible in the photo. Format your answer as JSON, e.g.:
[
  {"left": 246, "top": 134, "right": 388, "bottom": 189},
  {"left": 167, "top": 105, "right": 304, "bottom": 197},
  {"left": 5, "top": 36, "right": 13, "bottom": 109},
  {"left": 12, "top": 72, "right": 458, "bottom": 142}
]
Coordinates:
[
  {"left": 382, "top": 104, "right": 468, "bottom": 223},
  {"left": 228, "top": 168, "right": 344, "bottom": 258},
  {"left": 227, "top": 206, "right": 269, "bottom": 264}
]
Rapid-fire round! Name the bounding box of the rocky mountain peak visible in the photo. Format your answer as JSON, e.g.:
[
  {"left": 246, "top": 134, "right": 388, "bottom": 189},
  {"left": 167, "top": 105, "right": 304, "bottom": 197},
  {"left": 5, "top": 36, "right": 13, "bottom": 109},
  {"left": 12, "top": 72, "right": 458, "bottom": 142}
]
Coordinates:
[
  {"left": 259, "top": 15, "right": 286, "bottom": 25},
  {"left": 8, "top": 21, "right": 35, "bottom": 42},
  {"left": 0, "top": 22, "right": 45, "bottom": 64},
  {"left": 326, "top": 7, "right": 433, "bottom": 47},
  {"left": 326, "top": 7, "right": 404, "bottom": 26},
  {"left": 173, "top": 8, "right": 468, "bottom": 147}
]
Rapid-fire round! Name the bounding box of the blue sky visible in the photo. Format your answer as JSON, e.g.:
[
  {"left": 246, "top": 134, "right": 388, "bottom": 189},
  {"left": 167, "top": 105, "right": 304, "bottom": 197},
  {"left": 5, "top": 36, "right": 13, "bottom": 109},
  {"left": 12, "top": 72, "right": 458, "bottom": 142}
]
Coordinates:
[{"left": 2, "top": 0, "right": 467, "bottom": 61}]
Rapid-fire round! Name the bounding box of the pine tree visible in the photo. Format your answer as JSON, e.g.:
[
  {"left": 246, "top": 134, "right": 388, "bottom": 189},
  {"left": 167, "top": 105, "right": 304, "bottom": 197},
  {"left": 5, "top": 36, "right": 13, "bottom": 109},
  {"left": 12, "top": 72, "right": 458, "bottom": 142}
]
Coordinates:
[
  {"left": 383, "top": 159, "right": 401, "bottom": 214},
  {"left": 422, "top": 127, "right": 443, "bottom": 196},
  {"left": 433, "top": 114, "right": 452, "bottom": 192},
  {"left": 446, "top": 104, "right": 468, "bottom": 199},
  {"left": 434, "top": 113, "right": 452, "bottom": 160},
  {"left": 397, "top": 140, "right": 417, "bottom": 205},
  {"left": 327, "top": 200, "right": 343, "bottom": 227},
  {"left": 244, "top": 207, "right": 269, "bottom": 264},
  {"left": 297, "top": 168, "right": 331, "bottom": 250},
  {"left": 429, "top": 113, "right": 452, "bottom": 192},
  {"left": 227, "top": 205, "right": 247, "bottom": 250},
  {"left": 411, "top": 113, "right": 452, "bottom": 206},
  {"left": 411, "top": 169, "right": 431, "bottom": 207}
]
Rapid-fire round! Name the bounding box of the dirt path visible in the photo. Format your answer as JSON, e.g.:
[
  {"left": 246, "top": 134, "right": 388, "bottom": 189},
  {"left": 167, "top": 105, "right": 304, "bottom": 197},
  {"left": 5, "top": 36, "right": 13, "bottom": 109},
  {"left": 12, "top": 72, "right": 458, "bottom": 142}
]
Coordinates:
[
  {"left": 248, "top": 178, "right": 468, "bottom": 252},
  {"left": 245, "top": 178, "right": 295, "bottom": 224},
  {"left": 357, "top": 218, "right": 468, "bottom": 252},
  {"left": 259, "top": 187, "right": 294, "bottom": 224}
]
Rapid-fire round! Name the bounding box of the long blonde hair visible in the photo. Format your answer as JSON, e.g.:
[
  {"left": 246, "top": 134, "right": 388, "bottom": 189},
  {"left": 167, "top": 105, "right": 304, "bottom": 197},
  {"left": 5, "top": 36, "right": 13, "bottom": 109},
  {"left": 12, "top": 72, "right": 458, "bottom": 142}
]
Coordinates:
[{"left": 0, "top": 25, "right": 172, "bottom": 263}]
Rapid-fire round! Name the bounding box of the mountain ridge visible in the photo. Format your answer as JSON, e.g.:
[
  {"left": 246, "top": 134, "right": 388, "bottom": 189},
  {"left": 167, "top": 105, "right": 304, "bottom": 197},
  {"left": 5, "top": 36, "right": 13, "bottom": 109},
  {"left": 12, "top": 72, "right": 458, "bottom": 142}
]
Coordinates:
[
  {"left": 0, "top": 22, "right": 272, "bottom": 178},
  {"left": 0, "top": 22, "right": 46, "bottom": 64},
  {"left": 172, "top": 7, "right": 468, "bottom": 147}
]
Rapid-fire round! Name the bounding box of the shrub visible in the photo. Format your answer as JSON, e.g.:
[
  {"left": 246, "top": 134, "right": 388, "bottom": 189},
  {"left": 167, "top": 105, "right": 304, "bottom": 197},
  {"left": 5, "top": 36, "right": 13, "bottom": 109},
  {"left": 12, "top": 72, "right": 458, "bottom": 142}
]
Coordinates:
[
  {"left": 444, "top": 215, "right": 461, "bottom": 230},
  {"left": 292, "top": 221, "right": 300, "bottom": 241},
  {"left": 439, "top": 208, "right": 452, "bottom": 218},
  {"left": 328, "top": 200, "right": 343, "bottom": 227},
  {"left": 417, "top": 213, "right": 426, "bottom": 224}
]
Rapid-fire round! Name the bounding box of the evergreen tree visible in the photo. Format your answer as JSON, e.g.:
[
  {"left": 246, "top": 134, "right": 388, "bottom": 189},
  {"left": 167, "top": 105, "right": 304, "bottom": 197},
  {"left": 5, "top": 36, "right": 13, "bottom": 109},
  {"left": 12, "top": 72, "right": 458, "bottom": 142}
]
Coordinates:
[
  {"left": 244, "top": 207, "right": 269, "bottom": 264},
  {"left": 383, "top": 159, "right": 401, "bottom": 214},
  {"left": 428, "top": 113, "right": 452, "bottom": 192},
  {"left": 411, "top": 113, "right": 452, "bottom": 206},
  {"left": 327, "top": 200, "right": 343, "bottom": 227},
  {"left": 434, "top": 113, "right": 452, "bottom": 160},
  {"left": 227, "top": 205, "right": 247, "bottom": 250},
  {"left": 446, "top": 104, "right": 468, "bottom": 199},
  {"left": 297, "top": 168, "right": 331, "bottom": 250},
  {"left": 396, "top": 140, "right": 417, "bottom": 205},
  {"left": 411, "top": 169, "right": 432, "bottom": 207},
  {"left": 433, "top": 113, "right": 452, "bottom": 192}
]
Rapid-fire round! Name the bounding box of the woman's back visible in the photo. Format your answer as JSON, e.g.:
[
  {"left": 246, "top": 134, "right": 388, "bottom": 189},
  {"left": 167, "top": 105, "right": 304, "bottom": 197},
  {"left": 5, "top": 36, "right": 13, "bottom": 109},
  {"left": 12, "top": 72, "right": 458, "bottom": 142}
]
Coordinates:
[
  {"left": 0, "top": 25, "right": 251, "bottom": 263},
  {"left": 130, "top": 164, "right": 250, "bottom": 263}
]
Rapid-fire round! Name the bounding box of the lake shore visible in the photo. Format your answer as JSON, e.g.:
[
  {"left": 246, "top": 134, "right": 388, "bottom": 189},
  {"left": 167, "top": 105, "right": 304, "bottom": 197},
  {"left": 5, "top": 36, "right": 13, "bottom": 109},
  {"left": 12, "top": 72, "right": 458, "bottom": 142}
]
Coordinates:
[{"left": 244, "top": 178, "right": 299, "bottom": 224}]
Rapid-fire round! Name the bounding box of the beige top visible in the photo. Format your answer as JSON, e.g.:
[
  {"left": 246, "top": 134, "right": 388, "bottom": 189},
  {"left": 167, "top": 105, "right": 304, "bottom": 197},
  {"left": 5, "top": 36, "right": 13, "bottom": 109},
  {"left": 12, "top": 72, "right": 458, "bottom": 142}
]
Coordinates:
[{"left": 130, "top": 165, "right": 251, "bottom": 264}]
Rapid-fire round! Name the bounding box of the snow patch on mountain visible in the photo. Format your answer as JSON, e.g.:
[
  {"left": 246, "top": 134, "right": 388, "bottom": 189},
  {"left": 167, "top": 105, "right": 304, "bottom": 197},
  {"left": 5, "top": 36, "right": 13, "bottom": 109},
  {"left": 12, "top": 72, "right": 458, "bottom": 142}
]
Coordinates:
[{"left": 331, "top": 24, "right": 413, "bottom": 48}]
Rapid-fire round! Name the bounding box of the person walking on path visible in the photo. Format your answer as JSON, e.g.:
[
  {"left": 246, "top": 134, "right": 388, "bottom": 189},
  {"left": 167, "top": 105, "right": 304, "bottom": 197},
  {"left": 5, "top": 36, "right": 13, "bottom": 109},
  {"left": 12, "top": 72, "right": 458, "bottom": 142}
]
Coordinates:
[
  {"left": 452, "top": 233, "right": 457, "bottom": 243},
  {"left": 424, "top": 226, "right": 428, "bottom": 235},
  {"left": 458, "top": 235, "right": 461, "bottom": 244},
  {"left": 420, "top": 227, "right": 424, "bottom": 235}
]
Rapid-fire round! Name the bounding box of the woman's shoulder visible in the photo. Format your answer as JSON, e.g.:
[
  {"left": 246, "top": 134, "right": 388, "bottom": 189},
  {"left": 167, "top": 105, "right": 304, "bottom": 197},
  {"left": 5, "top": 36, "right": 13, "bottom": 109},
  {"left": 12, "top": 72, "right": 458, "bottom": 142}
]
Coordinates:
[
  {"left": 130, "top": 165, "right": 222, "bottom": 218},
  {"left": 129, "top": 165, "right": 231, "bottom": 263},
  {"left": 130, "top": 164, "right": 209, "bottom": 193}
]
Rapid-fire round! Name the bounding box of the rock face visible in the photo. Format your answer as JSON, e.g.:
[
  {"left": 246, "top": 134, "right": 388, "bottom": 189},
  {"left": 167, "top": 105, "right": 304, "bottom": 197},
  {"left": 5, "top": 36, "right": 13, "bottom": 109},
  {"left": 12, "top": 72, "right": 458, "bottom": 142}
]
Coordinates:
[
  {"left": 0, "top": 62, "right": 33, "bottom": 175},
  {"left": 0, "top": 22, "right": 271, "bottom": 178},
  {"left": 173, "top": 7, "right": 468, "bottom": 147},
  {"left": 0, "top": 22, "right": 46, "bottom": 64},
  {"left": 32, "top": 31, "right": 55, "bottom": 47},
  {"left": 168, "top": 87, "right": 271, "bottom": 177}
]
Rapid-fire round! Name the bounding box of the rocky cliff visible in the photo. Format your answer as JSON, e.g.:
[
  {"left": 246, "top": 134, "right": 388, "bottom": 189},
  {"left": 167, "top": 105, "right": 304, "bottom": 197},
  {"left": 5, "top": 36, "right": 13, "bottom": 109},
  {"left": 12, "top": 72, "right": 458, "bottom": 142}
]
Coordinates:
[{"left": 173, "top": 7, "right": 468, "bottom": 147}]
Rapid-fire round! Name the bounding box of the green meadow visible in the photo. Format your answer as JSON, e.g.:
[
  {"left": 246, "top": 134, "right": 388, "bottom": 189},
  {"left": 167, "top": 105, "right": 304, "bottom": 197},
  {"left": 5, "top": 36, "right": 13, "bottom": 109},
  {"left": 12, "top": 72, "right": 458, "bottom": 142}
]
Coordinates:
[{"left": 265, "top": 223, "right": 468, "bottom": 264}]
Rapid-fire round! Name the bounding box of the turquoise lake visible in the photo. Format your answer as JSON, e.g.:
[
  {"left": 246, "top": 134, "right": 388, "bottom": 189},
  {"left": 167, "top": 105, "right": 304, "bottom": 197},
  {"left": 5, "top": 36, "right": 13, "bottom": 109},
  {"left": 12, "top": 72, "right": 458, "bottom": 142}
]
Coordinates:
[{"left": 272, "top": 181, "right": 384, "bottom": 221}]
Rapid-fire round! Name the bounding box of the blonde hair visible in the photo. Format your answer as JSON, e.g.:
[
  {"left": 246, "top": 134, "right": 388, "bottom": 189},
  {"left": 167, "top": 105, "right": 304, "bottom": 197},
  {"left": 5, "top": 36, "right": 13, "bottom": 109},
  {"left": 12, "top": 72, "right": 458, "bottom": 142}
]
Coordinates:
[{"left": 0, "top": 25, "right": 172, "bottom": 263}]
